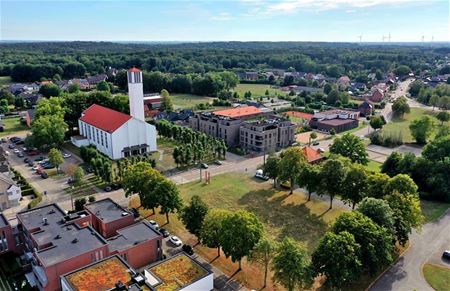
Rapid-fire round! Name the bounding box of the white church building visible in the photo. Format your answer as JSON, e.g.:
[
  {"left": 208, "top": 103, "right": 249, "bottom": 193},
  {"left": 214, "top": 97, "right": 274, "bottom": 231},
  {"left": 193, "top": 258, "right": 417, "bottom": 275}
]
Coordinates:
[{"left": 72, "top": 68, "right": 157, "bottom": 160}]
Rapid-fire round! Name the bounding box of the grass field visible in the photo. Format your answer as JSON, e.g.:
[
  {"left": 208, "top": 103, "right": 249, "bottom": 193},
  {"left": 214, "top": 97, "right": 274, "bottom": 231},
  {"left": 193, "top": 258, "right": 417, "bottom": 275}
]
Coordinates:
[
  {"left": 383, "top": 108, "right": 449, "bottom": 143},
  {"left": 171, "top": 94, "right": 214, "bottom": 109},
  {"left": 234, "top": 83, "right": 284, "bottom": 97},
  {"left": 130, "top": 172, "right": 346, "bottom": 290},
  {"left": 421, "top": 200, "right": 450, "bottom": 223},
  {"left": 0, "top": 76, "right": 12, "bottom": 88},
  {"left": 0, "top": 117, "right": 28, "bottom": 137},
  {"left": 150, "top": 137, "right": 180, "bottom": 172},
  {"left": 422, "top": 264, "right": 450, "bottom": 291}
]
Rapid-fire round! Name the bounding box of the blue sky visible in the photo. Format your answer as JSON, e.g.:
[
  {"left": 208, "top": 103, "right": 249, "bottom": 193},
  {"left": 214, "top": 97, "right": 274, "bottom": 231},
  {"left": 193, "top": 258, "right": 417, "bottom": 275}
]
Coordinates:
[{"left": 1, "top": 0, "right": 449, "bottom": 42}]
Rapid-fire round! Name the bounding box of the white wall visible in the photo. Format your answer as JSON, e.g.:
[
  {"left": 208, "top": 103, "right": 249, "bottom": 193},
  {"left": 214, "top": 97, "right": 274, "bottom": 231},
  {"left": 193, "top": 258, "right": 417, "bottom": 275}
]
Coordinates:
[
  {"left": 128, "top": 82, "right": 145, "bottom": 121},
  {"left": 78, "top": 120, "right": 114, "bottom": 159},
  {"left": 181, "top": 273, "right": 214, "bottom": 291},
  {"left": 110, "top": 118, "right": 157, "bottom": 160},
  {"left": 7, "top": 184, "right": 21, "bottom": 205}
]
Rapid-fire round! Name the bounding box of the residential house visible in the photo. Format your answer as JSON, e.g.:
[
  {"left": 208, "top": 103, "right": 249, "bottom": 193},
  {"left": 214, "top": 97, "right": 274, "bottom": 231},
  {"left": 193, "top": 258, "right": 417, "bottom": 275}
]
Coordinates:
[
  {"left": 0, "top": 172, "right": 22, "bottom": 210},
  {"left": 358, "top": 101, "right": 374, "bottom": 117},
  {"left": 337, "top": 76, "right": 351, "bottom": 89},
  {"left": 370, "top": 89, "right": 384, "bottom": 103},
  {"left": 302, "top": 146, "right": 325, "bottom": 164}
]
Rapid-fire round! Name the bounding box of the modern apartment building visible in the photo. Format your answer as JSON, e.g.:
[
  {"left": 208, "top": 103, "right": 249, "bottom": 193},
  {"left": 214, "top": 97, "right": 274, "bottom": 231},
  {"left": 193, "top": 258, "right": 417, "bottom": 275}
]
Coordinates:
[
  {"left": 189, "top": 106, "right": 295, "bottom": 151},
  {"left": 240, "top": 117, "right": 295, "bottom": 153}
]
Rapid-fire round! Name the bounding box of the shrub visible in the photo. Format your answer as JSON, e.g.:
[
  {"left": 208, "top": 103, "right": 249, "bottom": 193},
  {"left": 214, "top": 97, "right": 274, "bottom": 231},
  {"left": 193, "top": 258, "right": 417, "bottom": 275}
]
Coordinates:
[
  {"left": 370, "top": 131, "right": 403, "bottom": 147},
  {"left": 88, "top": 196, "right": 96, "bottom": 203}
]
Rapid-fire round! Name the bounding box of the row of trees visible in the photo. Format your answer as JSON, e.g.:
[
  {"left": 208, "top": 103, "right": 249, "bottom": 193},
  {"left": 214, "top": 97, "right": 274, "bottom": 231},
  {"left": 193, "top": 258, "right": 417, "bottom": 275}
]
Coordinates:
[
  {"left": 122, "top": 162, "right": 182, "bottom": 223},
  {"left": 114, "top": 70, "right": 239, "bottom": 96},
  {"left": 381, "top": 134, "right": 450, "bottom": 201},
  {"left": 155, "top": 120, "right": 227, "bottom": 165},
  {"left": 409, "top": 81, "right": 450, "bottom": 109},
  {"left": 80, "top": 146, "right": 113, "bottom": 183}
]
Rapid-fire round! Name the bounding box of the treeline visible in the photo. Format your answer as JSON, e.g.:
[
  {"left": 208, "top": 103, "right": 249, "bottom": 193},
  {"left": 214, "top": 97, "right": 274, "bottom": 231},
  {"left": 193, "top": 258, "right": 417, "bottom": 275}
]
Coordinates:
[
  {"left": 1, "top": 41, "right": 445, "bottom": 82},
  {"left": 409, "top": 81, "right": 450, "bottom": 109},
  {"left": 114, "top": 70, "right": 238, "bottom": 96},
  {"left": 155, "top": 120, "right": 227, "bottom": 166},
  {"left": 381, "top": 134, "right": 450, "bottom": 201}
]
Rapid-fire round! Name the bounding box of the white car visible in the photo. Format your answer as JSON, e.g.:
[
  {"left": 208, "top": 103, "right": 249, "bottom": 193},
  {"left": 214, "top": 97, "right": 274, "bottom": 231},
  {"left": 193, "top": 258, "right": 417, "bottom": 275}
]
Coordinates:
[
  {"left": 13, "top": 149, "right": 20, "bottom": 154},
  {"left": 169, "top": 236, "right": 182, "bottom": 247},
  {"left": 63, "top": 153, "right": 72, "bottom": 158},
  {"left": 149, "top": 220, "right": 159, "bottom": 230}
]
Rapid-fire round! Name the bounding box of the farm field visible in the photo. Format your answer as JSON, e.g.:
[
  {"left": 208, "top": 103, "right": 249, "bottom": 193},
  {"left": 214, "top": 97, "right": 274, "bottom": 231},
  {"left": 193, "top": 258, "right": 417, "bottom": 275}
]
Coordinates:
[
  {"left": 383, "top": 108, "right": 449, "bottom": 143},
  {"left": 130, "top": 172, "right": 347, "bottom": 290},
  {"left": 234, "top": 83, "right": 284, "bottom": 97},
  {"left": 171, "top": 94, "right": 214, "bottom": 109}
]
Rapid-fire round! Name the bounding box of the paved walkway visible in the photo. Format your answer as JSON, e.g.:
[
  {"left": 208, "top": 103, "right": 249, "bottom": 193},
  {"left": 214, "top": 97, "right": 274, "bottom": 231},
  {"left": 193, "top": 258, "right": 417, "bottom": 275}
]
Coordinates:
[{"left": 370, "top": 209, "right": 450, "bottom": 291}]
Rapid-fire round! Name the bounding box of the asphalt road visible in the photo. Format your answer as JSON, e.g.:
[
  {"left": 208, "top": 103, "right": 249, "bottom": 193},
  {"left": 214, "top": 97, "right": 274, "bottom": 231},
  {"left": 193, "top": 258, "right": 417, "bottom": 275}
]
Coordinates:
[{"left": 370, "top": 209, "right": 450, "bottom": 291}]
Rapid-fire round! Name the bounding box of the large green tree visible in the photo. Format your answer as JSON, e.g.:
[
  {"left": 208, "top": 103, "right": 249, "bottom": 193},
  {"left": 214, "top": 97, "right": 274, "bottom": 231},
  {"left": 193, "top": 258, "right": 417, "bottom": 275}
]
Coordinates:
[
  {"left": 262, "top": 154, "right": 280, "bottom": 187},
  {"left": 332, "top": 212, "right": 394, "bottom": 274},
  {"left": 435, "top": 111, "right": 450, "bottom": 125},
  {"left": 220, "top": 210, "right": 264, "bottom": 270},
  {"left": 312, "top": 231, "right": 362, "bottom": 288},
  {"left": 200, "top": 209, "right": 231, "bottom": 257},
  {"left": 179, "top": 195, "right": 209, "bottom": 242},
  {"left": 272, "top": 237, "right": 312, "bottom": 291},
  {"left": 160, "top": 89, "right": 174, "bottom": 112},
  {"left": 409, "top": 115, "right": 433, "bottom": 144},
  {"left": 330, "top": 133, "right": 368, "bottom": 165},
  {"left": 392, "top": 96, "right": 410, "bottom": 118},
  {"left": 297, "top": 163, "right": 321, "bottom": 201},
  {"left": 155, "top": 178, "right": 183, "bottom": 224},
  {"left": 39, "top": 83, "right": 61, "bottom": 97},
  {"left": 318, "top": 158, "right": 347, "bottom": 209},
  {"left": 340, "top": 163, "right": 368, "bottom": 209},
  {"left": 249, "top": 237, "right": 277, "bottom": 288},
  {"left": 48, "top": 148, "right": 64, "bottom": 174},
  {"left": 278, "top": 147, "right": 307, "bottom": 194}
]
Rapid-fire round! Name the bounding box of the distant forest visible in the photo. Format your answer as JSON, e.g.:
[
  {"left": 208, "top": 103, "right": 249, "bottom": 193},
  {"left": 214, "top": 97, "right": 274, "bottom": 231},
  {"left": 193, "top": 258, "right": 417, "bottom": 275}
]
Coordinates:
[{"left": 1, "top": 41, "right": 449, "bottom": 82}]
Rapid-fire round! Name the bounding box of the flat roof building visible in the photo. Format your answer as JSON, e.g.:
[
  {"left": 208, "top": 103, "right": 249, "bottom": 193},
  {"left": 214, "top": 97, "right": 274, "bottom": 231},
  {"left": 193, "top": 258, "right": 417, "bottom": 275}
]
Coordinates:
[
  {"left": 309, "top": 109, "right": 359, "bottom": 133},
  {"left": 144, "top": 253, "right": 214, "bottom": 291},
  {"left": 60, "top": 255, "right": 151, "bottom": 291}
]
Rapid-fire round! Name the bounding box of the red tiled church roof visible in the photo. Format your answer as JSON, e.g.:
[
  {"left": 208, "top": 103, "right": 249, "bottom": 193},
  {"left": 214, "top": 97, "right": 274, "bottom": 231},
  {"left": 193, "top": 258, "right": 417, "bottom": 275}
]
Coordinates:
[
  {"left": 80, "top": 104, "right": 131, "bottom": 133},
  {"left": 128, "top": 67, "right": 141, "bottom": 72}
]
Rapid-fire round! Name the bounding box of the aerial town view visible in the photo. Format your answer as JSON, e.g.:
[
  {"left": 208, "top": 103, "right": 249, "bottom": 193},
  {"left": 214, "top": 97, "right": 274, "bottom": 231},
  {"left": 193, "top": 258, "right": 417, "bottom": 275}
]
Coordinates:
[{"left": 0, "top": 0, "right": 449, "bottom": 290}]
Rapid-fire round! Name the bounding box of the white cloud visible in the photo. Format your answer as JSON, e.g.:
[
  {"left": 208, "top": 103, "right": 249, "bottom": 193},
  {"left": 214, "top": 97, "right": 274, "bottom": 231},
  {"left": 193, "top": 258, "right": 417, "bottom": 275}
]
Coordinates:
[
  {"left": 211, "top": 12, "right": 232, "bottom": 21},
  {"left": 263, "top": 0, "right": 434, "bottom": 14}
]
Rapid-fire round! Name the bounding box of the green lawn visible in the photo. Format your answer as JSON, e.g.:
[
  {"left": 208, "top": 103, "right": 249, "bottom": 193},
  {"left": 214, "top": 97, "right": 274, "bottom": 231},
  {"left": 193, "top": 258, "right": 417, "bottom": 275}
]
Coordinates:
[
  {"left": 0, "top": 117, "right": 28, "bottom": 137},
  {"left": 171, "top": 94, "right": 214, "bottom": 109},
  {"left": 421, "top": 200, "right": 450, "bottom": 223},
  {"left": 0, "top": 76, "right": 12, "bottom": 88},
  {"left": 179, "top": 172, "right": 345, "bottom": 252},
  {"left": 150, "top": 137, "right": 181, "bottom": 172},
  {"left": 383, "top": 108, "right": 448, "bottom": 143},
  {"left": 423, "top": 264, "right": 450, "bottom": 291},
  {"left": 234, "top": 83, "right": 284, "bottom": 97}
]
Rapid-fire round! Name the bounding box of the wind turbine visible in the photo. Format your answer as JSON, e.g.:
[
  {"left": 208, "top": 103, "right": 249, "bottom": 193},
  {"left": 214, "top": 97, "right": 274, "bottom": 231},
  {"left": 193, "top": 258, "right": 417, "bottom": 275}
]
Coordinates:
[{"left": 357, "top": 35, "right": 363, "bottom": 44}]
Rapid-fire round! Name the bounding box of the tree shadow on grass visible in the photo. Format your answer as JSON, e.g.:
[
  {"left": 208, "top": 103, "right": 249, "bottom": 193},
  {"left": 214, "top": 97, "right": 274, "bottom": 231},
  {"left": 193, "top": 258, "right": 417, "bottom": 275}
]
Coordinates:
[{"left": 238, "top": 189, "right": 329, "bottom": 251}]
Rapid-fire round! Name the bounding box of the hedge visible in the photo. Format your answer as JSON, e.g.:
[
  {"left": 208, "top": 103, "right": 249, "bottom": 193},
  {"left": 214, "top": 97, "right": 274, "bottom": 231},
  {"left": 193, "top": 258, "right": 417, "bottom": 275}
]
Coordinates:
[{"left": 10, "top": 167, "right": 42, "bottom": 209}]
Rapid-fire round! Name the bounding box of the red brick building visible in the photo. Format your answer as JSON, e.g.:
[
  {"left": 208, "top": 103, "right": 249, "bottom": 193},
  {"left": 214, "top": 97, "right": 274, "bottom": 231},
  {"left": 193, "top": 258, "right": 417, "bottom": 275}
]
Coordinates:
[
  {"left": 0, "top": 213, "right": 16, "bottom": 254},
  {"left": 15, "top": 199, "right": 162, "bottom": 291}
]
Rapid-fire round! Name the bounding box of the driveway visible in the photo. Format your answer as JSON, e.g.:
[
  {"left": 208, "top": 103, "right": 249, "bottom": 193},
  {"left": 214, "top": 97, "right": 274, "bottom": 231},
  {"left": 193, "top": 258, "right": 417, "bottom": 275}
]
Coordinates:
[{"left": 370, "top": 209, "right": 450, "bottom": 291}]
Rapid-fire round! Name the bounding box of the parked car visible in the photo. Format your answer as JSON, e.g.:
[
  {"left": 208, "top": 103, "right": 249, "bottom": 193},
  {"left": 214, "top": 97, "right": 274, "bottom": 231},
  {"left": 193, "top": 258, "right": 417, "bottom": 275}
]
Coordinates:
[
  {"left": 40, "top": 172, "right": 48, "bottom": 179},
  {"left": 255, "top": 169, "right": 269, "bottom": 181},
  {"left": 169, "top": 236, "right": 182, "bottom": 247},
  {"left": 17, "top": 152, "right": 24, "bottom": 158},
  {"left": 23, "top": 158, "right": 30, "bottom": 163},
  {"left": 36, "top": 167, "right": 45, "bottom": 175},
  {"left": 131, "top": 208, "right": 140, "bottom": 218},
  {"left": 214, "top": 160, "right": 223, "bottom": 165},
  {"left": 32, "top": 165, "right": 40, "bottom": 171},
  {"left": 9, "top": 137, "right": 20, "bottom": 143},
  {"left": 159, "top": 228, "right": 170, "bottom": 238},
  {"left": 26, "top": 150, "right": 39, "bottom": 156},
  {"left": 27, "top": 161, "right": 34, "bottom": 167},
  {"left": 149, "top": 220, "right": 160, "bottom": 230},
  {"left": 200, "top": 163, "right": 209, "bottom": 169},
  {"left": 8, "top": 144, "right": 15, "bottom": 149},
  {"left": 13, "top": 149, "right": 20, "bottom": 154},
  {"left": 38, "top": 158, "right": 49, "bottom": 165},
  {"left": 182, "top": 244, "right": 194, "bottom": 255},
  {"left": 67, "top": 177, "right": 76, "bottom": 184},
  {"left": 42, "top": 162, "right": 55, "bottom": 169},
  {"left": 104, "top": 186, "right": 112, "bottom": 192},
  {"left": 443, "top": 250, "right": 450, "bottom": 260},
  {"left": 312, "top": 141, "right": 319, "bottom": 146},
  {"left": 35, "top": 156, "right": 45, "bottom": 162},
  {"left": 15, "top": 140, "right": 24, "bottom": 145},
  {"left": 63, "top": 153, "right": 72, "bottom": 158}
]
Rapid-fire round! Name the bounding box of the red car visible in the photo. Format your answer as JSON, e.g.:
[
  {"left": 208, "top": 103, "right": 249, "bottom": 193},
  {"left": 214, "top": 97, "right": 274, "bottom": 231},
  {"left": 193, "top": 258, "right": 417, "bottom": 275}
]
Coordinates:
[
  {"left": 26, "top": 150, "right": 39, "bottom": 156},
  {"left": 36, "top": 166, "right": 44, "bottom": 175}
]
